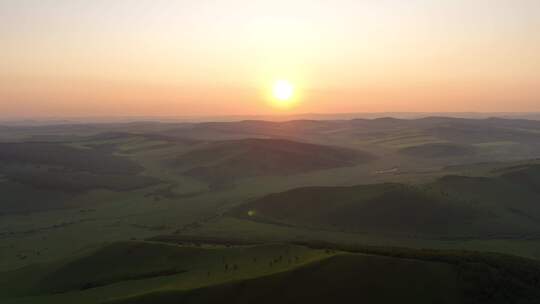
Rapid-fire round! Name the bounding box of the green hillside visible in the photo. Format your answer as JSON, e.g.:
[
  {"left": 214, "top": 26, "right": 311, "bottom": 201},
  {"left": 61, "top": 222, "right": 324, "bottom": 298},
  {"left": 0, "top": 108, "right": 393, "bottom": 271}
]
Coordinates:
[
  {"left": 0, "top": 241, "right": 330, "bottom": 304},
  {"left": 0, "top": 141, "right": 161, "bottom": 214},
  {"left": 235, "top": 164, "right": 540, "bottom": 237},
  {"left": 4, "top": 240, "right": 540, "bottom": 304},
  {"left": 107, "top": 242, "right": 540, "bottom": 304}
]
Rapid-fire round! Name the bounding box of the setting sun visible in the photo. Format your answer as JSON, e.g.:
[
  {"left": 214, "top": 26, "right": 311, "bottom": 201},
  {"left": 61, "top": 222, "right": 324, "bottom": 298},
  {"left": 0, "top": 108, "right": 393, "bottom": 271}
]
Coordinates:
[{"left": 271, "top": 80, "right": 295, "bottom": 108}]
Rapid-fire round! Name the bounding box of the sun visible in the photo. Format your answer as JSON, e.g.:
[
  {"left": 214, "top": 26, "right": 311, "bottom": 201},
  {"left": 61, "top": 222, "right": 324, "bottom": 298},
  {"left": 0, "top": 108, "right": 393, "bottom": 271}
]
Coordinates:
[
  {"left": 272, "top": 80, "right": 295, "bottom": 104},
  {"left": 266, "top": 78, "right": 300, "bottom": 109}
]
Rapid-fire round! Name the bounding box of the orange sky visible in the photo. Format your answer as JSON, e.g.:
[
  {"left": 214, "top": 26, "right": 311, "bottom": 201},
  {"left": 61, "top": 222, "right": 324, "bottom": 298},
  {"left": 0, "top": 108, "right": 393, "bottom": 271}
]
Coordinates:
[{"left": 1, "top": 0, "right": 539, "bottom": 117}]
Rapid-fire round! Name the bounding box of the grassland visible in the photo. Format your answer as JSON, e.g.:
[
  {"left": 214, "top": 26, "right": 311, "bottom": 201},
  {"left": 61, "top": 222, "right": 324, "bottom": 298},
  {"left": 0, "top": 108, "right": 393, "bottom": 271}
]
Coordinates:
[{"left": 2, "top": 117, "right": 540, "bottom": 303}]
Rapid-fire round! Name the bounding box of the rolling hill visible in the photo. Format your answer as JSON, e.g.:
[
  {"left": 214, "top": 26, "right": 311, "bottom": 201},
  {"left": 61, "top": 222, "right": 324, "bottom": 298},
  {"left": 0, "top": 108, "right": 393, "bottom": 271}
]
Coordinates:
[
  {"left": 0, "top": 142, "right": 142, "bottom": 174},
  {"left": 234, "top": 164, "right": 540, "bottom": 237},
  {"left": 104, "top": 241, "right": 540, "bottom": 304},
  {"left": 4, "top": 240, "right": 540, "bottom": 304},
  {"left": 0, "top": 141, "right": 160, "bottom": 214},
  {"left": 0, "top": 241, "right": 330, "bottom": 304},
  {"left": 234, "top": 183, "right": 480, "bottom": 236},
  {"left": 4, "top": 117, "right": 540, "bottom": 303},
  {"left": 174, "top": 138, "right": 373, "bottom": 186},
  {"left": 399, "top": 143, "right": 476, "bottom": 158}
]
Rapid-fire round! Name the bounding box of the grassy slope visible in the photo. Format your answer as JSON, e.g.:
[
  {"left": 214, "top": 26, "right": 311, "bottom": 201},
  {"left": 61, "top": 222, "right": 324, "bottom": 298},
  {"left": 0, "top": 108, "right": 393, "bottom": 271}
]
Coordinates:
[
  {"left": 108, "top": 254, "right": 461, "bottom": 304},
  {"left": 0, "top": 139, "right": 163, "bottom": 215},
  {"left": 234, "top": 164, "right": 540, "bottom": 237},
  {"left": 0, "top": 133, "right": 212, "bottom": 271},
  {"left": 0, "top": 241, "right": 331, "bottom": 304},
  {"left": 106, "top": 242, "right": 540, "bottom": 304},
  {"left": 5, "top": 240, "right": 540, "bottom": 304}
]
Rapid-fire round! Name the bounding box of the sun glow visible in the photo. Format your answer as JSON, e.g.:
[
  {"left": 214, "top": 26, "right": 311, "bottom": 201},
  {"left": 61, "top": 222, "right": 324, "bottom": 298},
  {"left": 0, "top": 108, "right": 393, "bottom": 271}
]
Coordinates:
[{"left": 271, "top": 80, "right": 295, "bottom": 108}]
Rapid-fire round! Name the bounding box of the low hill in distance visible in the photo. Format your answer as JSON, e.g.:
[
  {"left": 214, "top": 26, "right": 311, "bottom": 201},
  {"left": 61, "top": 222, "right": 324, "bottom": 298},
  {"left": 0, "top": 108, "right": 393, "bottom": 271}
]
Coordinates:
[
  {"left": 173, "top": 138, "right": 374, "bottom": 186},
  {"left": 0, "top": 142, "right": 142, "bottom": 174},
  {"left": 0, "top": 141, "right": 161, "bottom": 215},
  {"left": 399, "top": 143, "right": 477, "bottom": 158}
]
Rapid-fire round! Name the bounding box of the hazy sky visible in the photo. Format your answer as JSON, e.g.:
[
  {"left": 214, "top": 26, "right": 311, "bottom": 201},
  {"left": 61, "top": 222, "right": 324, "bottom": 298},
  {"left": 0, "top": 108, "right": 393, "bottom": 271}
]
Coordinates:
[{"left": 1, "top": 0, "right": 539, "bottom": 117}]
